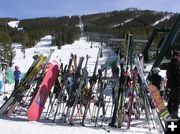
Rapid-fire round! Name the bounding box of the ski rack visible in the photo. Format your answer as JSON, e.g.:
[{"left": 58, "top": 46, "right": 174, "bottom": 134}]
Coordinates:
[{"left": 135, "top": 54, "right": 165, "bottom": 133}]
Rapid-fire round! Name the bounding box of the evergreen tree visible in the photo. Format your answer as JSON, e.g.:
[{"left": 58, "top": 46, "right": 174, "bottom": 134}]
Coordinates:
[{"left": 0, "top": 32, "right": 15, "bottom": 66}]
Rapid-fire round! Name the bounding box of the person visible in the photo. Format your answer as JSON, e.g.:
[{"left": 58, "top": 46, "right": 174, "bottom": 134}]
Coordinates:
[
  {"left": 2, "top": 64, "right": 7, "bottom": 83},
  {"left": 166, "top": 50, "right": 180, "bottom": 119},
  {"left": 14, "top": 66, "right": 21, "bottom": 90},
  {"left": 0, "top": 66, "right": 4, "bottom": 95},
  {"left": 0, "top": 63, "right": 8, "bottom": 95},
  {"left": 148, "top": 67, "right": 164, "bottom": 96}
]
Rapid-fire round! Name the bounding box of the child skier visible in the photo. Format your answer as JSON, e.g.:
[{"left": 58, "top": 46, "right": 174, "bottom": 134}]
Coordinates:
[{"left": 14, "top": 66, "right": 21, "bottom": 90}]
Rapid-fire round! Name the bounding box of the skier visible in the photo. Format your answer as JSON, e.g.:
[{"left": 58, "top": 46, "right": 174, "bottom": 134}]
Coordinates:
[
  {"left": 148, "top": 67, "right": 164, "bottom": 96},
  {"left": 166, "top": 50, "right": 180, "bottom": 119},
  {"left": 14, "top": 66, "right": 21, "bottom": 90}
]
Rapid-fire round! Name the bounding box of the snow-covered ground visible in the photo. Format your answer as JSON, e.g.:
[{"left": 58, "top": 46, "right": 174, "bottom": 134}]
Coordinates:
[
  {"left": 8, "top": 20, "right": 23, "bottom": 31},
  {"left": 0, "top": 35, "right": 159, "bottom": 134},
  {"left": 8, "top": 21, "right": 19, "bottom": 28}
]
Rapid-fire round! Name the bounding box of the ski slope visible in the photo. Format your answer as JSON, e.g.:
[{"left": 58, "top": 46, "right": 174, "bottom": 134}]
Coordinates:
[{"left": 0, "top": 36, "right": 158, "bottom": 134}]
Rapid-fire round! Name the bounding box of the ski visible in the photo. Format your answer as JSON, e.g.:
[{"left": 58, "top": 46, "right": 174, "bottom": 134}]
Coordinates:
[
  {"left": 135, "top": 54, "right": 165, "bottom": 133},
  {"left": 127, "top": 68, "right": 137, "bottom": 129},
  {"left": 94, "top": 68, "right": 105, "bottom": 126},
  {"left": 7, "top": 50, "right": 55, "bottom": 115},
  {"left": 28, "top": 49, "right": 55, "bottom": 107},
  {"left": 69, "top": 55, "right": 89, "bottom": 125},
  {"left": 0, "top": 56, "right": 47, "bottom": 114},
  {"left": 109, "top": 33, "right": 132, "bottom": 128},
  {"left": 53, "top": 54, "right": 74, "bottom": 122},
  {"left": 81, "top": 48, "right": 101, "bottom": 126},
  {"left": 65, "top": 56, "right": 84, "bottom": 123}
]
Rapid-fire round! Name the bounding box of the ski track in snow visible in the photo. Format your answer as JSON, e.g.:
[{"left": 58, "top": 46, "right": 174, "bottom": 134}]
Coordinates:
[{"left": 152, "top": 14, "right": 173, "bottom": 26}]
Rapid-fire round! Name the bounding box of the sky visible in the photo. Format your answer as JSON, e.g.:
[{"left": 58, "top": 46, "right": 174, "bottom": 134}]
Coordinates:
[{"left": 0, "top": 0, "right": 179, "bottom": 19}]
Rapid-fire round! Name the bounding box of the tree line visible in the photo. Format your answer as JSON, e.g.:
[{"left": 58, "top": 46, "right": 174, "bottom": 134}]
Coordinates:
[{"left": 0, "top": 8, "right": 178, "bottom": 66}]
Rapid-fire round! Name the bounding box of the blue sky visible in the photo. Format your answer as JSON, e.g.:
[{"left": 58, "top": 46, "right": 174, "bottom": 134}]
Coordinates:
[{"left": 0, "top": 0, "right": 179, "bottom": 19}]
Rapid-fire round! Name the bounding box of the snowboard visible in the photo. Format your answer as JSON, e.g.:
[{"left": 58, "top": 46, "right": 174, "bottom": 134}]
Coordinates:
[
  {"left": 149, "top": 85, "right": 169, "bottom": 119},
  {"left": 27, "top": 60, "right": 60, "bottom": 121}
]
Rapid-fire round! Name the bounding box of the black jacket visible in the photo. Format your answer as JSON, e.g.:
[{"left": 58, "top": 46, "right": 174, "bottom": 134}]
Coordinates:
[{"left": 166, "top": 59, "right": 180, "bottom": 89}]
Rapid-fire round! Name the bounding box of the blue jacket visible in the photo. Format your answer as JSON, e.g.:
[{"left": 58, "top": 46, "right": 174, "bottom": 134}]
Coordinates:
[{"left": 14, "top": 70, "right": 21, "bottom": 80}]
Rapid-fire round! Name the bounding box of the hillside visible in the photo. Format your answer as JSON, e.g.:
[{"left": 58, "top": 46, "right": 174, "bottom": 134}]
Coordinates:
[
  {"left": 0, "top": 8, "right": 179, "bottom": 65},
  {"left": 82, "top": 8, "right": 177, "bottom": 38},
  {"left": 0, "top": 8, "right": 178, "bottom": 43}
]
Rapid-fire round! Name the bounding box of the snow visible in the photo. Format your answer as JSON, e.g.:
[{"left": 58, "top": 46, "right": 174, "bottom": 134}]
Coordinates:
[
  {"left": 152, "top": 14, "right": 173, "bottom": 26},
  {"left": 111, "top": 13, "right": 174, "bottom": 28},
  {"left": 0, "top": 35, "right": 159, "bottom": 134},
  {"left": 34, "top": 35, "right": 53, "bottom": 48},
  {"left": 0, "top": 116, "right": 156, "bottom": 134},
  {"left": 120, "top": 18, "right": 134, "bottom": 26},
  {"left": 8, "top": 21, "right": 19, "bottom": 28},
  {"left": 111, "top": 18, "right": 134, "bottom": 28},
  {"left": 8, "top": 20, "right": 23, "bottom": 30}
]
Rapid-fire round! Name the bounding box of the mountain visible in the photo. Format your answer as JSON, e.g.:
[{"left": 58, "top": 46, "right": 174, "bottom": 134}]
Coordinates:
[
  {"left": 0, "top": 8, "right": 178, "bottom": 43},
  {"left": 0, "top": 8, "right": 179, "bottom": 65},
  {"left": 81, "top": 8, "right": 177, "bottom": 38}
]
